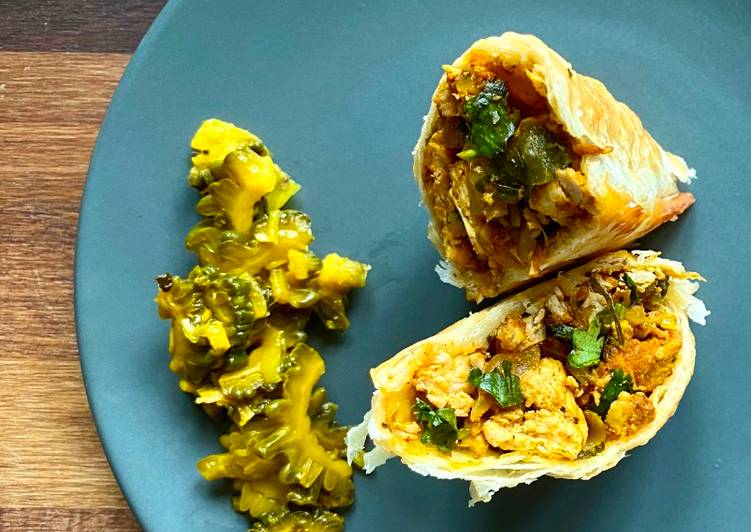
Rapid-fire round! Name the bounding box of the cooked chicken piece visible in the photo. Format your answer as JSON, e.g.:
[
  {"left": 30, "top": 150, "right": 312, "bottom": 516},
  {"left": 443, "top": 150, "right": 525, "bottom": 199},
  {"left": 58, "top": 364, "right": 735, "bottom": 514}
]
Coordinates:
[
  {"left": 580, "top": 290, "right": 608, "bottom": 324},
  {"left": 625, "top": 269, "right": 657, "bottom": 291},
  {"left": 413, "top": 350, "right": 486, "bottom": 417},
  {"left": 495, "top": 315, "right": 528, "bottom": 351},
  {"left": 469, "top": 392, "right": 495, "bottom": 422},
  {"left": 528, "top": 179, "right": 581, "bottom": 225},
  {"left": 493, "top": 310, "right": 546, "bottom": 353},
  {"left": 520, "top": 358, "right": 581, "bottom": 411},
  {"left": 525, "top": 307, "right": 546, "bottom": 345},
  {"left": 390, "top": 421, "right": 421, "bottom": 444},
  {"left": 481, "top": 358, "right": 587, "bottom": 460},
  {"left": 555, "top": 167, "right": 595, "bottom": 210},
  {"left": 457, "top": 421, "right": 490, "bottom": 457},
  {"left": 433, "top": 83, "right": 462, "bottom": 117},
  {"left": 605, "top": 391, "right": 656, "bottom": 438},
  {"left": 483, "top": 408, "right": 586, "bottom": 460},
  {"left": 545, "top": 288, "right": 573, "bottom": 323}
]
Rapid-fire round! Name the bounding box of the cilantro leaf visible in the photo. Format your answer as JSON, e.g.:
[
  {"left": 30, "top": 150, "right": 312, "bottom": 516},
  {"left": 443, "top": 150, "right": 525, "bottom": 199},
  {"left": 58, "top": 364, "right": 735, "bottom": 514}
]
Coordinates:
[
  {"left": 590, "top": 280, "right": 624, "bottom": 346},
  {"left": 468, "top": 360, "right": 523, "bottom": 408},
  {"left": 588, "top": 369, "right": 633, "bottom": 417},
  {"left": 623, "top": 273, "right": 640, "bottom": 304},
  {"left": 413, "top": 398, "right": 463, "bottom": 453},
  {"left": 568, "top": 319, "right": 605, "bottom": 368}
]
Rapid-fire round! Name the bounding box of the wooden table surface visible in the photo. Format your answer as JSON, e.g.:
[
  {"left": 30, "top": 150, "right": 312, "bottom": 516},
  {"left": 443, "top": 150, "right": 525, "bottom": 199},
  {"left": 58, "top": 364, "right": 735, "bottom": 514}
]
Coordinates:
[{"left": 1, "top": 2, "right": 166, "bottom": 530}]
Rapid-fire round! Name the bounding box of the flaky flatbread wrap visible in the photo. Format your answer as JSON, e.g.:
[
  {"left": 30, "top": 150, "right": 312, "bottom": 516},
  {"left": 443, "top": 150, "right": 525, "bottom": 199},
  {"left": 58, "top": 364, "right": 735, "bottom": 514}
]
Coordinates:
[
  {"left": 414, "top": 33, "right": 694, "bottom": 301},
  {"left": 347, "top": 251, "right": 707, "bottom": 505}
]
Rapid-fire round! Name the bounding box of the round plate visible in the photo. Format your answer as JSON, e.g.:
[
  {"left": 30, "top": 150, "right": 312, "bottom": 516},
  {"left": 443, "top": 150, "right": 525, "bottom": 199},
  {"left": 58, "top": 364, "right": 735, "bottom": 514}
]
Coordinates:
[{"left": 76, "top": 1, "right": 750, "bottom": 530}]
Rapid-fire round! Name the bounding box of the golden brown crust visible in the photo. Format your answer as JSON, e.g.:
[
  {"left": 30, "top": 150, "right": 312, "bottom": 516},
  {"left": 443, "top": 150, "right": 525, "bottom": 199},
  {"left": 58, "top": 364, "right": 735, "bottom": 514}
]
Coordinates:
[
  {"left": 352, "top": 251, "right": 707, "bottom": 504},
  {"left": 414, "top": 33, "right": 695, "bottom": 301}
]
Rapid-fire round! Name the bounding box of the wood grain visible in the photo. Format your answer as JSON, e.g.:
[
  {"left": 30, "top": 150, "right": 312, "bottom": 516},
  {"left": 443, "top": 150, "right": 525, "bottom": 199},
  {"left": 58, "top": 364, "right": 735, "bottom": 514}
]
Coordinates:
[
  {"left": 0, "top": 0, "right": 166, "bottom": 52},
  {"left": 0, "top": 508, "right": 136, "bottom": 532},
  {"left": 0, "top": 52, "right": 140, "bottom": 530}
]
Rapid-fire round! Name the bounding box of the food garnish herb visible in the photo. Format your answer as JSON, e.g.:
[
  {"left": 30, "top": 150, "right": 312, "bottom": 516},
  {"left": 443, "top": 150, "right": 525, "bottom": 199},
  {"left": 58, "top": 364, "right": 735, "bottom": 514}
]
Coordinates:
[
  {"left": 468, "top": 360, "right": 523, "bottom": 408},
  {"left": 588, "top": 368, "right": 634, "bottom": 417},
  {"left": 460, "top": 79, "right": 573, "bottom": 202},
  {"left": 413, "top": 398, "right": 466, "bottom": 453},
  {"left": 568, "top": 319, "right": 605, "bottom": 368}
]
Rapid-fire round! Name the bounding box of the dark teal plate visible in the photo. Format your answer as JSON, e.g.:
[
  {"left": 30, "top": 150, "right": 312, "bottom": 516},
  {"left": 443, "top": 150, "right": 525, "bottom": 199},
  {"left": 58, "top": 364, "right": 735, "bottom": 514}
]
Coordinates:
[{"left": 76, "top": 1, "right": 750, "bottom": 530}]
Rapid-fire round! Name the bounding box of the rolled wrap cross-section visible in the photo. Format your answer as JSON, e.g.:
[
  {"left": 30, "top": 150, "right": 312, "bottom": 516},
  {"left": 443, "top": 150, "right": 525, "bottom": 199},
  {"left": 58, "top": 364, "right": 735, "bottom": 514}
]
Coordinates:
[
  {"left": 414, "top": 33, "right": 695, "bottom": 301},
  {"left": 347, "top": 251, "right": 707, "bottom": 505}
]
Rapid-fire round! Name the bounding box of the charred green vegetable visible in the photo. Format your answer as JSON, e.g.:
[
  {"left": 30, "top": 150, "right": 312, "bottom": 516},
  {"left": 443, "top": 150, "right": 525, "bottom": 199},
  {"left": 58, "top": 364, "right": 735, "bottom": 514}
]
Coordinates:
[
  {"left": 509, "top": 120, "right": 572, "bottom": 186},
  {"left": 156, "top": 119, "right": 369, "bottom": 530},
  {"left": 548, "top": 323, "right": 576, "bottom": 340},
  {"left": 459, "top": 79, "right": 573, "bottom": 202},
  {"left": 489, "top": 119, "right": 573, "bottom": 201},
  {"left": 461, "top": 80, "right": 516, "bottom": 159}
]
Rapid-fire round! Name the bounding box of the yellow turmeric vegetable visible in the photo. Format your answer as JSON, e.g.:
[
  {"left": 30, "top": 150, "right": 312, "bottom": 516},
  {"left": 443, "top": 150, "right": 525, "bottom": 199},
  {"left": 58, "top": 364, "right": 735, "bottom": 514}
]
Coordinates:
[
  {"left": 156, "top": 119, "right": 369, "bottom": 530},
  {"left": 190, "top": 118, "right": 264, "bottom": 171},
  {"left": 319, "top": 253, "right": 371, "bottom": 291}
]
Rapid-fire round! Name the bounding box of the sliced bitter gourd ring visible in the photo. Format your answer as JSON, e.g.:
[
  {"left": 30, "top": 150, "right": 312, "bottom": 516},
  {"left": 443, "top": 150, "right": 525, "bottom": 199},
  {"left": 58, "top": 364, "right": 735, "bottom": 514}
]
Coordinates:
[
  {"left": 198, "top": 344, "right": 354, "bottom": 518},
  {"left": 157, "top": 119, "right": 370, "bottom": 530}
]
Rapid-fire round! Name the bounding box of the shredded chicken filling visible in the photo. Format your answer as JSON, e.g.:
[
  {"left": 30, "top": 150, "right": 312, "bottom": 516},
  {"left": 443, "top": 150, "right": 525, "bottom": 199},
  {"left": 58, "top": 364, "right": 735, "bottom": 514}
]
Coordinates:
[
  {"left": 422, "top": 54, "right": 599, "bottom": 285},
  {"left": 400, "top": 267, "right": 680, "bottom": 461}
]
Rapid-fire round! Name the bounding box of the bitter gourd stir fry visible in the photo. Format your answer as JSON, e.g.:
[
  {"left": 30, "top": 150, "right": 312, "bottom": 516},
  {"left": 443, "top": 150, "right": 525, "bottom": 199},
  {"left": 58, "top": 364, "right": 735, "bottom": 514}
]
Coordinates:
[{"left": 155, "top": 119, "right": 369, "bottom": 531}]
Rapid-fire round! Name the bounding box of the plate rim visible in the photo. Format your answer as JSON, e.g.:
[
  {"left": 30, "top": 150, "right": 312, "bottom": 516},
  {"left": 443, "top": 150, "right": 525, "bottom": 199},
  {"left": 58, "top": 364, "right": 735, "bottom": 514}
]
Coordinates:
[{"left": 74, "top": 0, "right": 182, "bottom": 528}]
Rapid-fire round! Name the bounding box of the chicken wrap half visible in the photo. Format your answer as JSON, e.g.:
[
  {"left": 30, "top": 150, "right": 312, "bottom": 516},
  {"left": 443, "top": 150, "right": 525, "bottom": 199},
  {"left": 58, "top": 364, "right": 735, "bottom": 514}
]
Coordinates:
[
  {"left": 347, "top": 251, "right": 707, "bottom": 505},
  {"left": 415, "top": 32, "right": 695, "bottom": 301}
]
